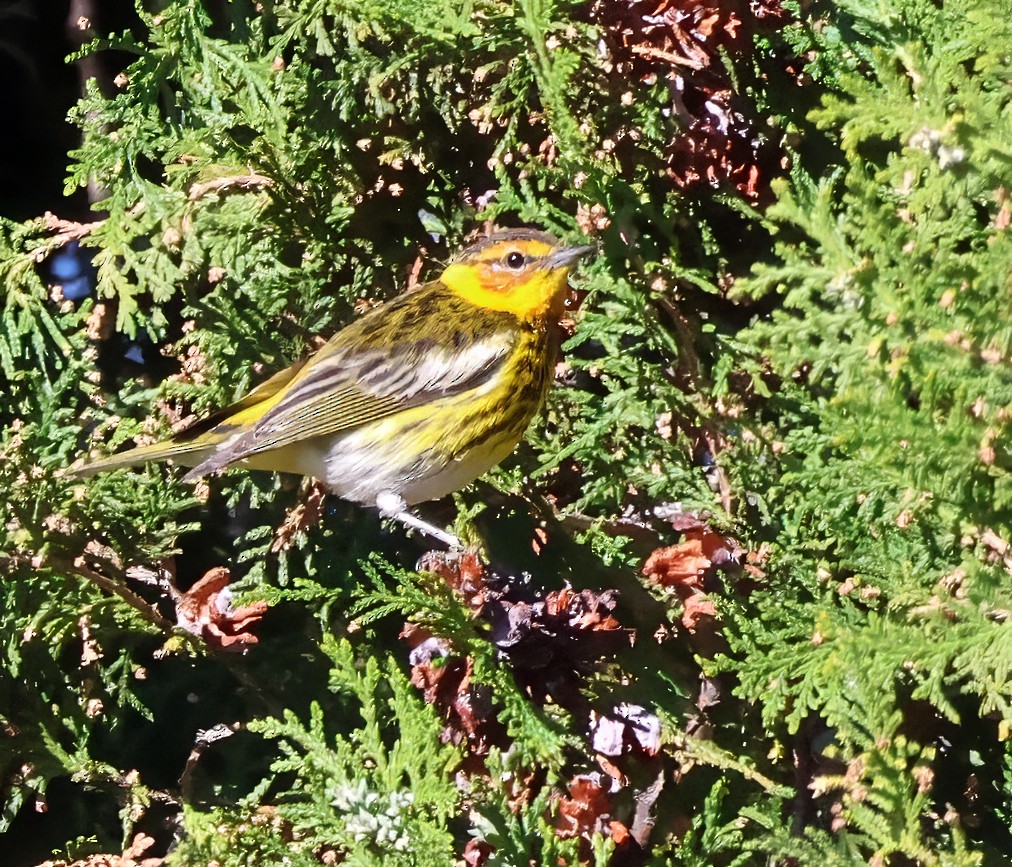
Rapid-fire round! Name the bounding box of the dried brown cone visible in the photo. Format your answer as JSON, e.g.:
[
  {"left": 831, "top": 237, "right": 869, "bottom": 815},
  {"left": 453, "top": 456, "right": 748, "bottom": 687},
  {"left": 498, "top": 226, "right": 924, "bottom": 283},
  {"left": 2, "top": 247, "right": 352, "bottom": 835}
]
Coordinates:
[{"left": 587, "top": 0, "right": 791, "bottom": 203}]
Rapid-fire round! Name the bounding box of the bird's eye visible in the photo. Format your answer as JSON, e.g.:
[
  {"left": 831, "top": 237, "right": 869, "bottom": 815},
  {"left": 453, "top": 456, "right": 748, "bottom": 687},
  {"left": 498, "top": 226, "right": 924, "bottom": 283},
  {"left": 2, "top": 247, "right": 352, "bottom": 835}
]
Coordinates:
[{"left": 505, "top": 251, "right": 526, "bottom": 270}]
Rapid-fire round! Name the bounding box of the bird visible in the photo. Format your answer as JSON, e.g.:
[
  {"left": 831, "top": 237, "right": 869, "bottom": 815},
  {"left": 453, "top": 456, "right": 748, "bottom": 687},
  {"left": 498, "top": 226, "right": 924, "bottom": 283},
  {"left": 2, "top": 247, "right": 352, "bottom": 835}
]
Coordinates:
[{"left": 72, "top": 229, "right": 594, "bottom": 546}]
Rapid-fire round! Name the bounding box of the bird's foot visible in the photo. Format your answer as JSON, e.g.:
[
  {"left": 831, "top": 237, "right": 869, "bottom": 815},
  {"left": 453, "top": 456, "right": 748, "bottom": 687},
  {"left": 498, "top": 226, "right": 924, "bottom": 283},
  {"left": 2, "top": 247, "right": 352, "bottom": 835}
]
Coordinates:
[{"left": 375, "top": 491, "right": 462, "bottom": 549}]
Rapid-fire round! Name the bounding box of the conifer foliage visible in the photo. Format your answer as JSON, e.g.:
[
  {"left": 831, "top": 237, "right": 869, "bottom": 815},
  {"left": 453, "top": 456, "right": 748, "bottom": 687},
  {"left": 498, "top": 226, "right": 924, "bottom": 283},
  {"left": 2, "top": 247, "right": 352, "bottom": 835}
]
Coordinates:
[{"left": 2, "top": 0, "right": 1010, "bottom": 864}]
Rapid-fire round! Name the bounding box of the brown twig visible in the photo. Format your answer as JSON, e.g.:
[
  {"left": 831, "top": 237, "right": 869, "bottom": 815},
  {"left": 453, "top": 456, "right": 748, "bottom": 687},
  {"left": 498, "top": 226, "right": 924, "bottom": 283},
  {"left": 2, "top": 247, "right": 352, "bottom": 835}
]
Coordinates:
[
  {"left": 652, "top": 293, "right": 707, "bottom": 389},
  {"left": 524, "top": 488, "right": 667, "bottom": 549},
  {"left": 31, "top": 212, "right": 105, "bottom": 264},
  {"left": 2, "top": 548, "right": 187, "bottom": 640},
  {"left": 179, "top": 722, "right": 241, "bottom": 803},
  {"left": 70, "top": 553, "right": 180, "bottom": 634},
  {"left": 629, "top": 767, "right": 666, "bottom": 847},
  {"left": 630, "top": 43, "right": 701, "bottom": 69},
  {"left": 4, "top": 551, "right": 283, "bottom": 720},
  {"left": 42, "top": 211, "right": 104, "bottom": 240},
  {"left": 272, "top": 479, "right": 327, "bottom": 553},
  {"left": 668, "top": 728, "right": 791, "bottom": 796},
  {"left": 188, "top": 171, "right": 274, "bottom": 200}
]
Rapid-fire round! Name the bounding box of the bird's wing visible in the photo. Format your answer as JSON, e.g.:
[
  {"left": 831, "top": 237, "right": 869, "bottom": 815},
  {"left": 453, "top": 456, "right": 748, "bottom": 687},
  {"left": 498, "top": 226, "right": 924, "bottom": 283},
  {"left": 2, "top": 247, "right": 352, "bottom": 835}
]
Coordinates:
[
  {"left": 185, "top": 293, "right": 513, "bottom": 478},
  {"left": 173, "top": 356, "right": 311, "bottom": 441}
]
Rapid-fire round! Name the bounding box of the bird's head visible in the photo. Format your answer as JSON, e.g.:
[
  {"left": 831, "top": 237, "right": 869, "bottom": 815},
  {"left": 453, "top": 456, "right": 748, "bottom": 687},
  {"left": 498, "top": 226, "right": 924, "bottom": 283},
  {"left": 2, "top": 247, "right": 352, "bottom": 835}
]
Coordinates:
[{"left": 440, "top": 229, "right": 594, "bottom": 322}]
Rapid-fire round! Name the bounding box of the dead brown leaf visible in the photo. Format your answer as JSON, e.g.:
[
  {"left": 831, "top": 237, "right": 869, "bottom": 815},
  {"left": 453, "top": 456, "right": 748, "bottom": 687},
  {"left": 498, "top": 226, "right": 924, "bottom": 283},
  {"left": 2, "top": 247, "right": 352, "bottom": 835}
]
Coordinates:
[
  {"left": 173, "top": 567, "right": 268, "bottom": 650},
  {"left": 642, "top": 525, "right": 742, "bottom": 631}
]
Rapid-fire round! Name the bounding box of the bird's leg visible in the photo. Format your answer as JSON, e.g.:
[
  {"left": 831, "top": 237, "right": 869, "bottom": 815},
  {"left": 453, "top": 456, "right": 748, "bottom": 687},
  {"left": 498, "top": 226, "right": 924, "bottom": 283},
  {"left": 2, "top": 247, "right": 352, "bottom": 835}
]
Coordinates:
[{"left": 375, "top": 491, "right": 462, "bottom": 549}]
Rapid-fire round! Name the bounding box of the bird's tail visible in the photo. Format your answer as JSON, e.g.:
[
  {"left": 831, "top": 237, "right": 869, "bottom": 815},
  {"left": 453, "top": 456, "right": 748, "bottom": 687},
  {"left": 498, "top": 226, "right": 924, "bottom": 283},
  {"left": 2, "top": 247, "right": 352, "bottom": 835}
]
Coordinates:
[
  {"left": 69, "top": 439, "right": 214, "bottom": 478},
  {"left": 69, "top": 354, "right": 309, "bottom": 480}
]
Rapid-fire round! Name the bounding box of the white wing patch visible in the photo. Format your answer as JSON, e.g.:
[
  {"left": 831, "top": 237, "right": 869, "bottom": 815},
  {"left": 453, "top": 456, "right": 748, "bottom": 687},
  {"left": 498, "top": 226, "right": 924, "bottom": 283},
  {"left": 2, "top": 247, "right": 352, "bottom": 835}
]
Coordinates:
[{"left": 411, "top": 337, "right": 512, "bottom": 395}]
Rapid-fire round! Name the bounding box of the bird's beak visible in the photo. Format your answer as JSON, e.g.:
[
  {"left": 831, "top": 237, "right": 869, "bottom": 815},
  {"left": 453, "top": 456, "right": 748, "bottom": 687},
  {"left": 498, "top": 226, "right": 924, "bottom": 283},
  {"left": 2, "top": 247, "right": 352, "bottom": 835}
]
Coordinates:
[{"left": 545, "top": 243, "right": 596, "bottom": 270}]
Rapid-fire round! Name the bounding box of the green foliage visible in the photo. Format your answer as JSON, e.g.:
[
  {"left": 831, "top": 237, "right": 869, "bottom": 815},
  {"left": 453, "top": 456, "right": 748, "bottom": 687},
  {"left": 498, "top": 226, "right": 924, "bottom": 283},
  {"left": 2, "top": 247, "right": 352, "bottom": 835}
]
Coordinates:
[
  {"left": 241, "top": 636, "right": 461, "bottom": 865},
  {"left": 2, "top": 0, "right": 1011, "bottom": 863},
  {"left": 711, "top": 0, "right": 1012, "bottom": 861}
]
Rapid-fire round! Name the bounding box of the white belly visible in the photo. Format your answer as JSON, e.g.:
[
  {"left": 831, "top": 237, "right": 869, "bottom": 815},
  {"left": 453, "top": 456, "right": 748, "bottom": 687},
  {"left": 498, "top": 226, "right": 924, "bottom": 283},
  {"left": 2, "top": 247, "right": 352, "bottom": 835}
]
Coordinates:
[{"left": 314, "top": 417, "right": 519, "bottom": 506}]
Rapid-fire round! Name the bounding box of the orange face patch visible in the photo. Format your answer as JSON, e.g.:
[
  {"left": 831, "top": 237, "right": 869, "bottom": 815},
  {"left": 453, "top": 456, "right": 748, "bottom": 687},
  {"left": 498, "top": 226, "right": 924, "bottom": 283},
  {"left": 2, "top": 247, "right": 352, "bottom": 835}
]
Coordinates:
[
  {"left": 442, "top": 261, "right": 570, "bottom": 321},
  {"left": 441, "top": 238, "right": 571, "bottom": 322}
]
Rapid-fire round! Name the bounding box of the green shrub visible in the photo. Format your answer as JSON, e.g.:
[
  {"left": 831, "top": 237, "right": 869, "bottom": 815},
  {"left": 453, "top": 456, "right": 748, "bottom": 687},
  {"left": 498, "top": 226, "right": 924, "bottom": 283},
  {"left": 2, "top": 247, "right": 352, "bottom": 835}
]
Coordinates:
[{"left": 2, "top": 0, "right": 1010, "bottom": 863}]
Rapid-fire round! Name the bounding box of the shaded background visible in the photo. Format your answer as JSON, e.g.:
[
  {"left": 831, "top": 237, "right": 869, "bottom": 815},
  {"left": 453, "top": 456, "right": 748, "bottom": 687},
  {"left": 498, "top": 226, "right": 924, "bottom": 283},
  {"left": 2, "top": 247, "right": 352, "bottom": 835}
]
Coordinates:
[{"left": 0, "top": 0, "right": 171, "bottom": 222}]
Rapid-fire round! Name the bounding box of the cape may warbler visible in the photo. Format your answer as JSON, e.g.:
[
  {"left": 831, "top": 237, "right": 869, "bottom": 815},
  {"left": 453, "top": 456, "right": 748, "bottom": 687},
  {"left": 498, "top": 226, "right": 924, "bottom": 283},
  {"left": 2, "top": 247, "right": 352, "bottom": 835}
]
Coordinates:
[{"left": 74, "top": 229, "right": 593, "bottom": 544}]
